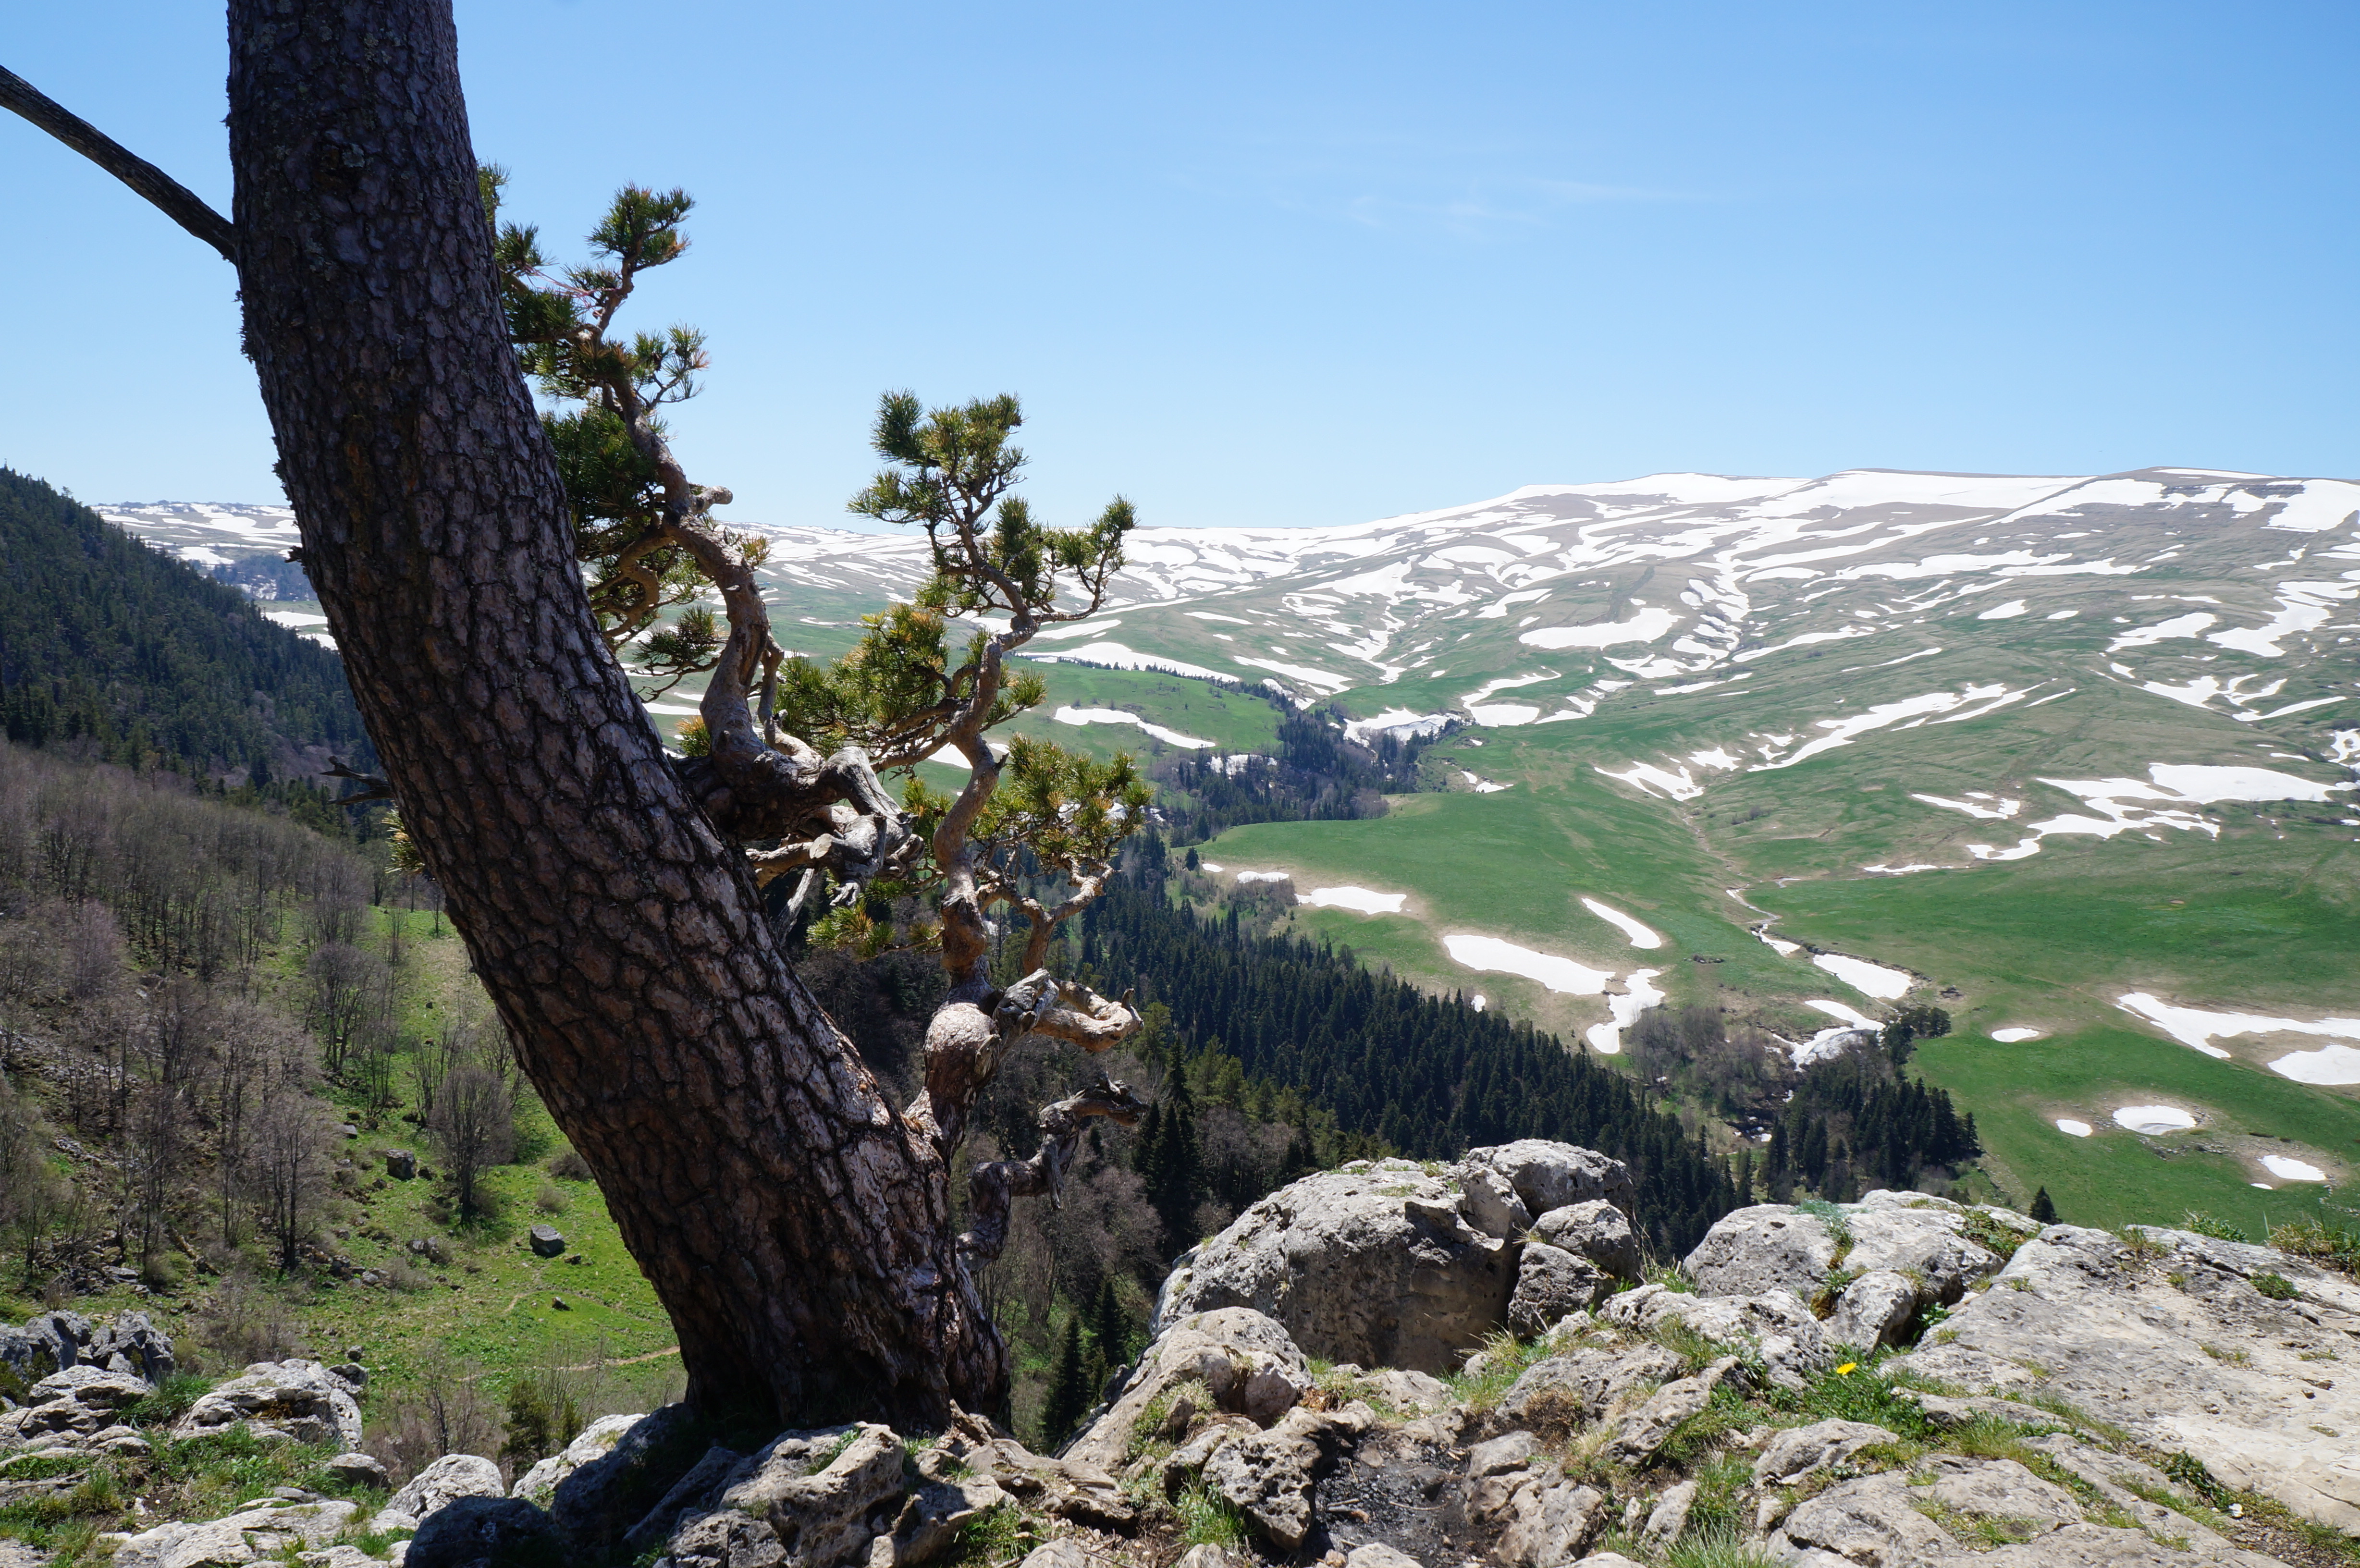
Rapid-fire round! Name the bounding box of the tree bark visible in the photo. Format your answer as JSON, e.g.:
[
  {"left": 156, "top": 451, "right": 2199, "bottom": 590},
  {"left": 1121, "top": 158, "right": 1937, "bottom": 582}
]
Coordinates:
[{"left": 222, "top": 0, "right": 999, "bottom": 1427}]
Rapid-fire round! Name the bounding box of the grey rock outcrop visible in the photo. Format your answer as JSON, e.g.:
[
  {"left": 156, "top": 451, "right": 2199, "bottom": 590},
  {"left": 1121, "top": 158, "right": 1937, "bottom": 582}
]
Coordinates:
[
  {"left": 1506, "top": 1243, "right": 1609, "bottom": 1337},
  {"left": 528, "top": 1224, "right": 566, "bottom": 1258},
  {"left": 1891, "top": 1222, "right": 2360, "bottom": 1536},
  {"left": 1457, "top": 1141, "right": 1635, "bottom": 1222},
  {"left": 1751, "top": 1418, "right": 1897, "bottom": 1486},
  {"left": 1531, "top": 1201, "right": 1641, "bottom": 1283},
  {"left": 1606, "top": 1356, "right": 1740, "bottom": 1467},
  {"left": 1153, "top": 1159, "right": 1516, "bottom": 1373},
  {"left": 509, "top": 1411, "right": 643, "bottom": 1507},
  {"left": 664, "top": 1423, "right": 905, "bottom": 1568},
  {"left": 376, "top": 1453, "right": 505, "bottom": 1533},
  {"left": 325, "top": 1451, "right": 391, "bottom": 1489},
  {"left": 0, "top": 1309, "right": 172, "bottom": 1396},
  {"left": 1681, "top": 1204, "right": 1839, "bottom": 1298},
  {"left": 404, "top": 1495, "right": 562, "bottom": 1568},
  {"left": 1683, "top": 1192, "right": 2014, "bottom": 1313},
  {"left": 1068, "top": 1307, "right": 1307, "bottom": 1472},
  {"left": 1491, "top": 1344, "right": 1684, "bottom": 1437},
  {"left": 1825, "top": 1269, "right": 1918, "bottom": 1350},
  {"left": 1767, "top": 1454, "right": 2278, "bottom": 1566},
  {"left": 172, "top": 1360, "right": 365, "bottom": 1448},
  {"left": 1601, "top": 1284, "right": 1832, "bottom": 1389},
  {"left": 109, "top": 1497, "right": 359, "bottom": 1568}
]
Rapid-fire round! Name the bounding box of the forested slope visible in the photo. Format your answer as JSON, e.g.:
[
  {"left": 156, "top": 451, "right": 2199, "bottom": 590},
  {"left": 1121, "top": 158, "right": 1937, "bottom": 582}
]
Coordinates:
[{"left": 0, "top": 468, "right": 367, "bottom": 780}]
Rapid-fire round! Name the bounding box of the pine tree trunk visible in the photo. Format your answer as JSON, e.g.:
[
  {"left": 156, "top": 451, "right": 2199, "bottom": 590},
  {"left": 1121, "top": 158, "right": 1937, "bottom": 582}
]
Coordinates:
[{"left": 221, "top": 0, "right": 1000, "bottom": 1427}]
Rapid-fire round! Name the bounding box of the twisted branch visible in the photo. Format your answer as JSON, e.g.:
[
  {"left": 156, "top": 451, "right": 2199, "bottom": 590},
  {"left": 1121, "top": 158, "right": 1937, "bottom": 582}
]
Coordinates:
[{"left": 959, "top": 1072, "right": 1149, "bottom": 1264}]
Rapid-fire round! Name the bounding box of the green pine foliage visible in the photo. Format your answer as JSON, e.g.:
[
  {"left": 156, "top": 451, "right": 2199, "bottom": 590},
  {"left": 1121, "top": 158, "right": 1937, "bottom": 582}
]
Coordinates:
[
  {"left": 1758, "top": 1048, "right": 1981, "bottom": 1202},
  {"left": 1038, "top": 1314, "right": 1091, "bottom": 1451},
  {"left": 0, "top": 469, "right": 368, "bottom": 779},
  {"left": 2031, "top": 1187, "right": 2058, "bottom": 1224}
]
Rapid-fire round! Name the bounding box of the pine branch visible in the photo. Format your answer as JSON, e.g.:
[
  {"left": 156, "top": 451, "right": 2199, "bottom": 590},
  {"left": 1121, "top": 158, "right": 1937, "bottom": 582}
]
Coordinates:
[{"left": 0, "top": 65, "right": 235, "bottom": 261}]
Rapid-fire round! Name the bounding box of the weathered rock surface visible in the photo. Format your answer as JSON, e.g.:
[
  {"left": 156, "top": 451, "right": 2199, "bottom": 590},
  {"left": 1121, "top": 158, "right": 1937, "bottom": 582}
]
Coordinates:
[
  {"left": 1769, "top": 1454, "right": 2278, "bottom": 1566},
  {"left": 1601, "top": 1284, "right": 1833, "bottom": 1388},
  {"left": 509, "top": 1411, "right": 643, "bottom": 1506},
  {"left": 1751, "top": 1418, "right": 1897, "bottom": 1486},
  {"left": 1506, "top": 1243, "right": 1609, "bottom": 1337},
  {"left": 1490, "top": 1344, "right": 1684, "bottom": 1437},
  {"left": 172, "top": 1360, "right": 364, "bottom": 1449},
  {"left": 376, "top": 1453, "right": 505, "bottom": 1533},
  {"left": 0, "top": 1310, "right": 173, "bottom": 1398},
  {"left": 1607, "top": 1356, "right": 1739, "bottom": 1467},
  {"left": 1891, "top": 1223, "right": 2360, "bottom": 1537},
  {"left": 1826, "top": 1269, "right": 1919, "bottom": 1351},
  {"left": 1068, "top": 1307, "right": 1308, "bottom": 1472},
  {"left": 404, "top": 1495, "right": 562, "bottom": 1568},
  {"left": 1153, "top": 1159, "right": 1516, "bottom": 1373},
  {"left": 1456, "top": 1142, "right": 1635, "bottom": 1223},
  {"left": 325, "top": 1451, "right": 391, "bottom": 1489},
  {"left": 1530, "top": 1201, "right": 1641, "bottom": 1283},
  {"left": 661, "top": 1422, "right": 905, "bottom": 1568},
  {"left": 1684, "top": 1192, "right": 2015, "bottom": 1312},
  {"left": 109, "top": 1497, "right": 359, "bottom": 1568}
]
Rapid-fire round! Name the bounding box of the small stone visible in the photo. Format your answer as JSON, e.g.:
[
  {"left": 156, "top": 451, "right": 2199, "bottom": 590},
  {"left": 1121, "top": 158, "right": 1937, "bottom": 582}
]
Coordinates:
[
  {"left": 324, "top": 1451, "right": 390, "bottom": 1489},
  {"left": 529, "top": 1224, "right": 567, "bottom": 1258},
  {"left": 381, "top": 1149, "right": 417, "bottom": 1179},
  {"left": 552, "top": 1297, "right": 570, "bottom": 1310}
]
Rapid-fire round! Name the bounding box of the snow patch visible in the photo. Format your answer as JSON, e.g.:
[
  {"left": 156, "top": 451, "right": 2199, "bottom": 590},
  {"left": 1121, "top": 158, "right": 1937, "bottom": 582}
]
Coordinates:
[
  {"left": 1052, "top": 705, "right": 1215, "bottom": 749},
  {"left": 2112, "top": 1104, "right": 2196, "bottom": 1135},
  {"left": 1585, "top": 969, "right": 1666, "bottom": 1056},
  {"left": 2262, "top": 1155, "right": 2327, "bottom": 1182},
  {"left": 1988, "top": 1027, "right": 2042, "bottom": 1042},
  {"left": 1298, "top": 885, "right": 1407, "bottom": 915},
  {"left": 2055, "top": 1119, "right": 2093, "bottom": 1138},
  {"left": 1442, "top": 935, "right": 1613, "bottom": 995},
  {"left": 1581, "top": 898, "right": 1662, "bottom": 950},
  {"left": 1812, "top": 952, "right": 1913, "bottom": 1000},
  {"left": 1520, "top": 607, "right": 1680, "bottom": 650}
]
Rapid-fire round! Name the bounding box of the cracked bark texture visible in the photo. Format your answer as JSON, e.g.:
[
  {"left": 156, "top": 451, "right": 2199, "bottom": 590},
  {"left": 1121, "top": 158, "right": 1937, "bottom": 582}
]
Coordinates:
[{"left": 223, "top": 0, "right": 999, "bottom": 1426}]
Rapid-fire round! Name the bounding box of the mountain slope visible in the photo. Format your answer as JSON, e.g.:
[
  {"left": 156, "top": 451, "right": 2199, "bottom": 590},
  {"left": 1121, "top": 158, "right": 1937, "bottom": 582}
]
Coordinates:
[
  {"left": 105, "top": 469, "right": 2360, "bottom": 1225},
  {"left": 1, "top": 472, "right": 368, "bottom": 779}
]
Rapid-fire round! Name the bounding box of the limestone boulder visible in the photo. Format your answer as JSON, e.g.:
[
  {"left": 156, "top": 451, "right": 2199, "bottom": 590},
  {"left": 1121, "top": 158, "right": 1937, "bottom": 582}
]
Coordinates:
[
  {"left": 376, "top": 1453, "right": 504, "bottom": 1533},
  {"left": 1066, "top": 1307, "right": 1307, "bottom": 1472},
  {"left": 1825, "top": 1269, "right": 1919, "bottom": 1351},
  {"left": 1456, "top": 1142, "right": 1635, "bottom": 1227},
  {"left": 404, "top": 1495, "right": 562, "bottom": 1568},
  {"left": 1153, "top": 1159, "right": 1515, "bottom": 1374},
  {"left": 1751, "top": 1418, "right": 1897, "bottom": 1486},
  {"left": 173, "top": 1360, "right": 364, "bottom": 1449},
  {"left": 509, "top": 1412, "right": 643, "bottom": 1507},
  {"left": 1506, "top": 1243, "right": 1610, "bottom": 1338},
  {"left": 711, "top": 1423, "right": 906, "bottom": 1568},
  {"left": 1767, "top": 1454, "right": 2276, "bottom": 1566},
  {"left": 1490, "top": 1344, "right": 1684, "bottom": 1437},
  {"left": 1600, "top": 1284, "right": 1832, "bottom": 1389},
  {"left": 111, "top": 1498, "right": 358, "bottom": 1568},
  {"left": 1679, "top": 1204, "right": 1840, "bottom": 1298},
  {"left": 1890, "top": 1223, "right": 2360, "bottom": 1538},
  {"left": 1531, "top": 1201, "right": 1642, "bottom": 1282}
]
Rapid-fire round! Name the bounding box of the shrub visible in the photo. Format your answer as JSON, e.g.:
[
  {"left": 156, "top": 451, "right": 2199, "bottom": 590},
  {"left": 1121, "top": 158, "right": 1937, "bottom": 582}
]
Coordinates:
[
  {"left": 2251, "top": 1272, "right": 2298, "bottom": 1300},
  {"left": 547, "top": 1149, "right": 593, "bottom": 1182},
  {"left": 2180, "top": 1211, "right": 2248, "bottom": 1243}
]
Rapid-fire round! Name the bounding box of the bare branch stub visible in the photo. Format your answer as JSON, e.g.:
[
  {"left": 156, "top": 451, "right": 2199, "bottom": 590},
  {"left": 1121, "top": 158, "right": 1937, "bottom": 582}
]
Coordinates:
[
  {"left": 0, "top": 65, "right": 236, "bottom": 260},
  {"left": 958, "top": 1071, "right": 1150, "bottom": 1266}
]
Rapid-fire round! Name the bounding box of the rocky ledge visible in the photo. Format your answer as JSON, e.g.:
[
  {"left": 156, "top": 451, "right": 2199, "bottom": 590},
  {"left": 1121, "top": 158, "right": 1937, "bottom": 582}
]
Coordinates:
[{"left": 11, "top": 1145, "right": 2358, "bottom": 1568}]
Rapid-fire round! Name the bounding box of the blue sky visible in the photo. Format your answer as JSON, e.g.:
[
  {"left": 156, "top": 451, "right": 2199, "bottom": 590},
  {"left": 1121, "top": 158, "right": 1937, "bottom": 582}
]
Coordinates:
[{"left": 6, "top": 2, "right": 2357, "bottom": 530}]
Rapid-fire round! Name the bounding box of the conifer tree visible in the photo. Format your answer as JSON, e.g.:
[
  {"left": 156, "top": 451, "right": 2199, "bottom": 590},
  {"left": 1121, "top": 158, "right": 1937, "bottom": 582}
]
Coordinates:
[
  {"left": 1039, "top": 1315, "right": 1090, "bottom": 1451},
  {"left": 2030, "top": 1186, "right": 2057, "bottom": 1224},
  {"left": 1086, "top": 1276, "right": 1131, "bottom": 1365}
]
